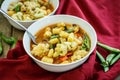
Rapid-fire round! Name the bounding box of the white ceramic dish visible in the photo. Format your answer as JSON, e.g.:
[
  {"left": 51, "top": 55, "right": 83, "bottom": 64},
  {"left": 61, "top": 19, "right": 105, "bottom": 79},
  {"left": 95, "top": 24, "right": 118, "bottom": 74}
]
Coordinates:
[
  {"left": 1, "top": 0, "right": 59, "bottom": 30},
  {"left": 23, "top": 15, "right": 97, "bottom": 72}
]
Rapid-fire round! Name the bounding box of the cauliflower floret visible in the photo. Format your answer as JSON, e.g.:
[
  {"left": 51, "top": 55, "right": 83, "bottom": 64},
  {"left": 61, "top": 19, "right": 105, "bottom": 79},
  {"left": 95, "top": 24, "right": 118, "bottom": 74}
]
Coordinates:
[
  {"left": 34, "top": 8, "right": 47, "bottom": 18},
  {"left": 57, "top": 22, "right": 66, "bottom": 27},
  {"left": 59, "top": 38, "right": 66, "bottom": 43},
  {"left": 16, "top": 12, "right": 23, "bottom": 20},
  {"left": 53, "top": 52, "right": 59, "bottom": 58},
  {"left": 23, "top": 14, "right": 32, "bottom": 21},
  {"left": 74, "top": 36, "right": 83, "bottom": 45},
  {"left": 47, "top": 49, "right": 54, "bottom": 57},
  {"left": 59, "top": 31, "right": 69, "bottom": 38},
  {"left": 64, "top": 42, "right": 78, "bottom": 51},
  {"left": 71, "top": 55, "right": 81, "bottom": 61},
  {"left": 44, "top": 30, "right": 52, "bottom": 38},
  {"left": 60, "top": 61, "right": 69, "bottom": 64},
  {"left": 41, "top": 6, "right": 47, "bottom": 10},
  {"left": 21, "top": 5, "right": 26, "bottom": 12},
  {"left": 46, "top": 9, "right": 51, "bottom": 14},
  {"left": 41, "top": 56, "right": 53, "bottom": 64},
  {"left": 63, "top": 42, "right": 71, "bottom": 51},
  {"left": 49, "top": 38, "right": 59, "bottom": 44},
  {"left": 52, "top": 28, "right": 62, "bottom": 34},
  {"left": 24, "top": 1, "right": 40, "bottom": 10},
  {"left": 45, "top": 27, "right": 51, "bottom": 31},
  {"left": 67, "top": 33, "right": 75, "bottom": 42},
  {"left": 71, "top": 50, "right": 88, "bottom": 61},
  {"left": 31, "top": 43, "right": 49, "bottom": 57},
  {"left": 73, "top": 25, "right": 80, "bottom": 33},
  {"left": 11, "top": 14, "right": 18, "bottom": 20},
  {"left": 71, "top": 42, "right": 78, "bottom": 51},
  {"left": 11, "top": 12, "right": 23, "bottom": 20},
  {"left": 54, "top": 44, "right": 68, "bottom": 57}
]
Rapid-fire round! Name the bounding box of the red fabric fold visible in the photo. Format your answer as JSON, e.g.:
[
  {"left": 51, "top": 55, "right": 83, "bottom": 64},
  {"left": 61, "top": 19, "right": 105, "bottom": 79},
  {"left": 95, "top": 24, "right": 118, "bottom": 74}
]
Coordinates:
[{"left": 0, "top": 0, "right": 120, "bottom": 80}]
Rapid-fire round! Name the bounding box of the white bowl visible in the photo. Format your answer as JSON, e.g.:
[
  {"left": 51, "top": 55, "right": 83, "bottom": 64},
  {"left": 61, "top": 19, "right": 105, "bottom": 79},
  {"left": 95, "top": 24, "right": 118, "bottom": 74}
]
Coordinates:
[
  {"left": 23, "top": 15, "right": 97, "bottom": 72},
  {"left": 1, "top": 0, "right": 59, "bottom": 30}
]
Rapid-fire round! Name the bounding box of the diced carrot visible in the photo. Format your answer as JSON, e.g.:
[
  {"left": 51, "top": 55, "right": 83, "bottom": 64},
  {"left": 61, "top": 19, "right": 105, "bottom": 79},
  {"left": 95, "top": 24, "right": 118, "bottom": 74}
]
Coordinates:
[
  {"left": 67, "top": 52, "right": 73, "bottom": 56},
  {"left": 75, "top": 33, "right": 81, "bottom": 38},
  {"left": 59, "top": 56, "right": 68, "bottom": 62}
]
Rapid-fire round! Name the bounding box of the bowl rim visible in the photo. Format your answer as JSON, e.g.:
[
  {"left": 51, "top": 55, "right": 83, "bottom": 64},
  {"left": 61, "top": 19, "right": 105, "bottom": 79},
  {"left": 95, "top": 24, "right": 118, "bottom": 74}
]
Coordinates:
[
  {"left": 23, "top": 14, "right": 97, "bottom": 67},
  {"left": 1, "top": 0, "right": 59, "bottom": 23}
]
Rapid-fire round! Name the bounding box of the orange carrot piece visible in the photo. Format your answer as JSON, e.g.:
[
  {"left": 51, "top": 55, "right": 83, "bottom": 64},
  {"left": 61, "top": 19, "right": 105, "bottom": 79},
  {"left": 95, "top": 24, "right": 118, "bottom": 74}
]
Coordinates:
[
  {"left": 75, "top": 33, "right": 81, "bottom": 37},
  {"left": 59, "top": 56, "right": 68, "bottom": 62},
  {"left": 67, "top": 52, "right": 73, "bottom": 56}
]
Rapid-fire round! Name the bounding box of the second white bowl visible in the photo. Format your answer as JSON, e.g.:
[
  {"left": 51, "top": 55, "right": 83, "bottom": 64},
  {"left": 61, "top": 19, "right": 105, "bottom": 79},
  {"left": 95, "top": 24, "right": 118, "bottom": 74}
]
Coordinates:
[{"left": 1, "top": 0, "right": 59, "bottom": 30}]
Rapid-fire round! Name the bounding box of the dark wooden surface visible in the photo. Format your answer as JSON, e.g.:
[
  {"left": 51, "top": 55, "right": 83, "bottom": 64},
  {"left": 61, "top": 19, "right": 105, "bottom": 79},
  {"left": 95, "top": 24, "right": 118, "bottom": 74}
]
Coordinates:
[{"left": 0, "top": 13, "right": 24, "bottom": 58}]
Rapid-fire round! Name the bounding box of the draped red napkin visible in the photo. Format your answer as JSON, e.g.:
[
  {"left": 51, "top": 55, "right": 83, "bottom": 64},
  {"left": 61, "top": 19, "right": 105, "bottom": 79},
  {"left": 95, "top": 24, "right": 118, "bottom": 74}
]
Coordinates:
[{"left": 0, "top": 0, "right": 120, "bottom": 80}]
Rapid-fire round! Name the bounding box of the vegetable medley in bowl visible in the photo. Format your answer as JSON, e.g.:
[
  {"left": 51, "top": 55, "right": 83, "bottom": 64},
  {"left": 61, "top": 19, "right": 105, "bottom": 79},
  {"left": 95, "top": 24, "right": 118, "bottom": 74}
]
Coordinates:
[
  {"left": 1, "top": 0, "right": 59, "bottom": 30},
  {"left": 23, "top": 15, "right": 97, "bottom": 72},
  {"left": 7, "top": 0, "right": 54, "bottom": 21},
  {"left": 31, "top": 22, "right": 91, "bottom": 64}
]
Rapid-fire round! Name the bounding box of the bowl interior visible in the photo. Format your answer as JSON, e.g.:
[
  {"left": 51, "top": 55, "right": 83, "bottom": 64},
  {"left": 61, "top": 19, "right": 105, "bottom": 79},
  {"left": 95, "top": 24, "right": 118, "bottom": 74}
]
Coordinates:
[{"left": 23, "top": 15, "right": 97, "bottom": 67}]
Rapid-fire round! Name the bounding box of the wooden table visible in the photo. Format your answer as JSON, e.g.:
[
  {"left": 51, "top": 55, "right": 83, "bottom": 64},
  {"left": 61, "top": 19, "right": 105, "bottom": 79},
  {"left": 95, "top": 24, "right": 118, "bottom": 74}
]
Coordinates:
[{"left": 0, "top": 13, "right": 24, "bottom": 58}]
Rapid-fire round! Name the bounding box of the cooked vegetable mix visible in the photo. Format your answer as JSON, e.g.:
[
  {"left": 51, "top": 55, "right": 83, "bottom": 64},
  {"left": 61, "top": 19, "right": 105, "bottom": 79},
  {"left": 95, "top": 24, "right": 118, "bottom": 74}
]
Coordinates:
[
  {"left": 31, "top": 22, "right": 91, "bottom": 64},
  {"left": 7, "top": 0, "right": 54, "bottom": 21}
]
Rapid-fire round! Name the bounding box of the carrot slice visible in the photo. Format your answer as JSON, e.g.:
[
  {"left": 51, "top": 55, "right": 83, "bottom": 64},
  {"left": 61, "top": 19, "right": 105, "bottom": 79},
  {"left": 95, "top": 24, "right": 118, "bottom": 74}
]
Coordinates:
[
  {"left": 67, "top": 52, "right": 73, "bottom": 56},
  {"left": 59, "top": 56, "right": 68, "bottom": 62},
  {"left": 75, "top": 33, "right": 81, "bottom": 38}
]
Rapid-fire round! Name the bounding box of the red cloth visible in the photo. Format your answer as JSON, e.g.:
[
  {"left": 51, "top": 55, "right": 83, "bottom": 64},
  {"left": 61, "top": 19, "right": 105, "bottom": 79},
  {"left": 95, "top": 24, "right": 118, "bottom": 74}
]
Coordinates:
[{"left": 0, "top": 0, "right": 120, "bottom": 80}]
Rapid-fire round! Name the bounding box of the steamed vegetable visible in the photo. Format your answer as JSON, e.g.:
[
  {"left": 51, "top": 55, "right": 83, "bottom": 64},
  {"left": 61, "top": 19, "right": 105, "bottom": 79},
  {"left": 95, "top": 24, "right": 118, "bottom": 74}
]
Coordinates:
[
  {"left": 14, "top": 5, "right": 21, "bottom": 12},
  {"left": 106, "top": 53, "right": 116, "bottom": 64},
  {"left": 97, "top": 41, "right": 120, "bottom": 72},
  {"left": 81, "top": 33, "right": 90, "bottom": 51},
  {"left": 97, "top": 42, "right": 120, "bottom": 53},
  {"left": 110, "top": 53, "right": 120, "bottom": 66},
  {"left": 96, "top": 51, "right": 109, "bottom": 72}
]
